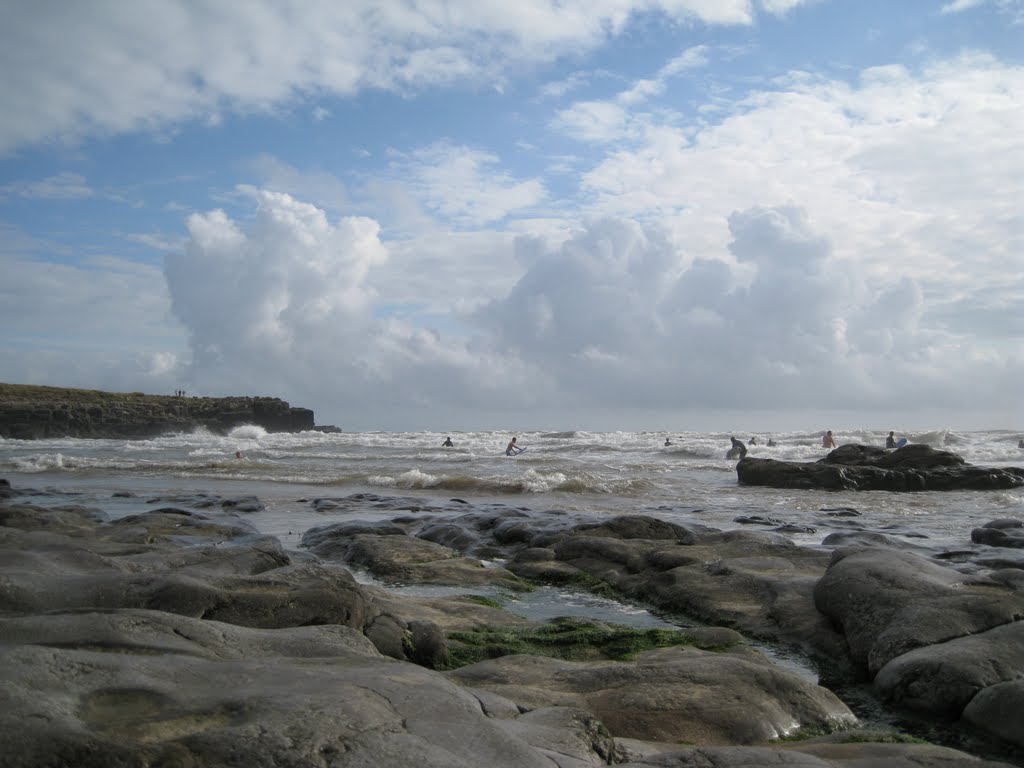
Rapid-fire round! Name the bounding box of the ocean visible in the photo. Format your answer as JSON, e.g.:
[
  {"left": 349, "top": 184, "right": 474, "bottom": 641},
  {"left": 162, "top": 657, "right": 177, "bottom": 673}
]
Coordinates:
[{"left": 3, "top": 425, "right": 1022, "bottom": 557}]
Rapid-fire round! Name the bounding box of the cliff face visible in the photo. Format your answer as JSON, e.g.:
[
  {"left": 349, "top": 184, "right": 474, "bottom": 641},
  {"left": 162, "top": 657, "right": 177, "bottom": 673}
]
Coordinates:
[{"left": 0, "top": 383, "right": 322, "bottom": 439}]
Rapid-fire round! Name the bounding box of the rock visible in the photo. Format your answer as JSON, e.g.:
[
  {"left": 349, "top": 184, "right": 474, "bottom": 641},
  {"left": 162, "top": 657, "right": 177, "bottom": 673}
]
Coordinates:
[
  {"left": 541, "top": 521, "right": 850, "bottom": 680},
  {"left": 873, "top": 621, "right": 1024, "bottom": 723},
  {"left": 488, "top": 706, "right": 618, "bottom": 766},
  {"left": 0, "top": 382, "right": 322, "bottom": 438},
  {"left": 302, "top": 528, "right": 530, "bottom": 591},
  {"left": 737, "top": 444, "right": 1024, "bottom": 492},
  {"left": 972, "top": 525, "right": 1024, "bottom": 548},
  {"left": 573, "top": 515, "right": 697, "bottom": 542},
  {"left": 447, "top": 647, "right": 858, "bottom": 745},
  {"left": 962, "top": 679, "right": 1024, "bottom": 750},
  {"left": 819, "top": 531, "right": 929, "bottom": 552},
  {"left": 813, "top": 547, "right": 1024, "bottom": 677},
  {"left": 0, "top": 639, "right": 579, "bottom": 768},
  {"left": 617, "top": 739, "right": 1019, "bottom": 767},
  {"left": 0, "top": 608, "right": 382, "bottom": 662},
  {"left": 3, "top": 486, "right": 1020, "bottom": 767}
]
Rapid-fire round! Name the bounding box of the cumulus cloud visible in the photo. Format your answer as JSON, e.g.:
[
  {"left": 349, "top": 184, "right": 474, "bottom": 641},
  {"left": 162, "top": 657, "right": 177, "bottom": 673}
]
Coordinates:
[
  {"left": 156, "top": 184, "right": 1019, "bottom": 429},
  {"left": 0, "top": 0, "right": 758, "bottom": 155},
  {"left": 160, "top": 188, "right": 547, "bottom": 422},
  {"left": 165, "top": 189, "right": 387, "bottom": 366}
]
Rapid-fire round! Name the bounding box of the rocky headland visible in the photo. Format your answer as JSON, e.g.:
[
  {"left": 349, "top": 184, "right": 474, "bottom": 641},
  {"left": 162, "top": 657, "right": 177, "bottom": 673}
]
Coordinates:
[
  {"left": 737, "top": 443, "right": 1024, "bottom": 492},
  {"left": 2, "top": 478, "right": 1022, "bottom": 767},
  {"left": 0, "top": 382, "right": 338, "bottom": 439}
]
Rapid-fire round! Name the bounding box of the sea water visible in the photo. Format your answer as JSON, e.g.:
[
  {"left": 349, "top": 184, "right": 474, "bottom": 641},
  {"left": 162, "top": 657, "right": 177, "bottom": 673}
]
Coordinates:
[{"left": 3, "top": 426, "right": 1022, "bottom": 551}]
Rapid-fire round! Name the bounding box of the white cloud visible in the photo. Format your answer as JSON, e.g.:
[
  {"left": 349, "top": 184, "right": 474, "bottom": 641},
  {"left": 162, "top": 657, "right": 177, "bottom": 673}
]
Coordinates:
[
  {"left": 558, "top": 45, "right": 709, "bottom": 137},
  {"left": 398, "top": 143, "right": 547, "bottom": 227},
  {"left": 0, "top": 0, "right": 757, "bottom": 155},
  {"left": 569, "top": 54, "right": 1024, "bottom": 308},
  {"left": 758, "top": 0, "right": 822, "bottom": 15},
  {"left": 941, "top": 0, "right": 988, "bottom": 13},
  {"left": 940, "top": 0, "right": 1024, "bottom": 20},
  {"left": 553, "top": 101, "right": 635, "bottom": 143},
  {"left": 78, "top": 166, "right": 1004, "bottom": 428},
  {"left": 166, "top": 189, "right": 387, "bottom": 366},
  {"left": 1, "top": 172, "right": 95, "bottom": 200},
  {"left": 159, "top": 189, "right": 546, "bottom": 420}
]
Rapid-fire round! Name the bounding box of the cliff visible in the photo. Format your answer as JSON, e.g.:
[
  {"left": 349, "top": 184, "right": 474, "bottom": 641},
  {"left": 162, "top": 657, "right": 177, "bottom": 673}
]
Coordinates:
[{"left": 0, "top": 383, "right": 330, "bottom": 439}]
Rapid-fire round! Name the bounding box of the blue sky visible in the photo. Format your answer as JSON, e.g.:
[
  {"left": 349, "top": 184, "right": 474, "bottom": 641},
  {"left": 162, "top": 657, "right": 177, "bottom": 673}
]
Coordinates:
[{"left": 1, "top": 0, "right": 1022, "bottom": 432}]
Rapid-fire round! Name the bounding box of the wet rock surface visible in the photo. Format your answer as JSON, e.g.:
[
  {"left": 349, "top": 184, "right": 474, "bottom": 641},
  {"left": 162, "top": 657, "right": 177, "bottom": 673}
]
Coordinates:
[
  {"left": 1, "top": 479, "right": 1021, "bottom": 767},
  {"left": 737, "top": 443, "right": 1024, "bottom": 491}
]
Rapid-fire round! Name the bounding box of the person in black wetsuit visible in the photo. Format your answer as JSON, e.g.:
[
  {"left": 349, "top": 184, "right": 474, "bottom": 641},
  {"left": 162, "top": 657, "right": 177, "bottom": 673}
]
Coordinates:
[{"left": 727, "top": 436, "right": 747, "bottom": 460}]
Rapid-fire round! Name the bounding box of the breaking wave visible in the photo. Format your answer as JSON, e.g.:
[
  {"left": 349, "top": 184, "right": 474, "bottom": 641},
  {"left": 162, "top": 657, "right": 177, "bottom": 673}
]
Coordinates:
[{"left": 366, "top": 468, "right": 653, "bottom": 495}]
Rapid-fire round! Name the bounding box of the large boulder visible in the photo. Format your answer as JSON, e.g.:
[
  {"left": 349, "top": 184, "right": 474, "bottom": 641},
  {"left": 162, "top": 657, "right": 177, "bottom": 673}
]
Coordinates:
[
  {"left": 873, "top": 621, "right": 1024, "bottom": 749},
  {"left": 737, "top": 444, "right": 1024, "bottom": 491},
  {"left": 813, "top": 547, "right": 1024, "bottom": 677}
]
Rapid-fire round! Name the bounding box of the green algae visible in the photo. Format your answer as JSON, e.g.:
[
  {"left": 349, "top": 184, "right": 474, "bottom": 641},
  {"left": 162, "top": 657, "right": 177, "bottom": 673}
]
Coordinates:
[{"left": 444, "top": 615, "right": 706, "bottom": 669}]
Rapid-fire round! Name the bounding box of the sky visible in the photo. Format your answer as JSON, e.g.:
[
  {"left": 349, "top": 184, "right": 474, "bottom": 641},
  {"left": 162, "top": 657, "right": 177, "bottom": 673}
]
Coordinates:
[{"left": 1, "top": 0, "right": 1022, "bottom": 433}]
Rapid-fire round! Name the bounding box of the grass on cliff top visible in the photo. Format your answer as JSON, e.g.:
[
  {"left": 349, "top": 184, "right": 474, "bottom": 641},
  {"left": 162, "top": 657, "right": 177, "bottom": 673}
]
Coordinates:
[
  {"left": 444, "top": 616, "right": 714, "bottom": 670},
  {"left": 0, "top": 383, "right": 275, "bottom": 406},
  {"left": 0, "top": 383, "right": 172, "bottom": 405}
]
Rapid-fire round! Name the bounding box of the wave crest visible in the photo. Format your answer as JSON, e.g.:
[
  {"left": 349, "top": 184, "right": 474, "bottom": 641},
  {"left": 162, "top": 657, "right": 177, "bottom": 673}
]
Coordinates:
[{"left": 228, "top": 424, "right": 268, "bottom": 440}]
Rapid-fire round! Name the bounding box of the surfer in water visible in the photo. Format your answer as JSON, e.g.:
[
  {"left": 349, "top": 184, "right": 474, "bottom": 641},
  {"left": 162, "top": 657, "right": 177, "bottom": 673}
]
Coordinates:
[
  {"left": 885, "top": 431, "right": 897, "bottom": 449},
  {"left": 664, "top": 438, "right": 673, "bottom": 446},
  {"left": 442, "top": 436, "right": 454, "bottom": 447},
  {"left": 726, "top": 436, "right": 747, "bottom": 460},
  {"left": 822, "top": 430, "right": 836, "bottom": 449},
  {"left": 505, "top": 437, "right": 523, "bottom": 456}
]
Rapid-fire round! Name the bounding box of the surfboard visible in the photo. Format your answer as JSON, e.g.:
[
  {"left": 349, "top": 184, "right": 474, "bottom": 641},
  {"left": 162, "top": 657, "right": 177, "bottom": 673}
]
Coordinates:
[
  {"left": 505, "top": 447, "right": 527, "bottom": 456},
  {"left": 895, "top": 437, "right": 908, "bottom": 448}
]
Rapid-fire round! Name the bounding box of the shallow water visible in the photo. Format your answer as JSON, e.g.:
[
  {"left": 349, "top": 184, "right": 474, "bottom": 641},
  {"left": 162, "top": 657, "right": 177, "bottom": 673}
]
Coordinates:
[{"left": 4, "top": 427, "right": 1022, "bottom": 555}]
